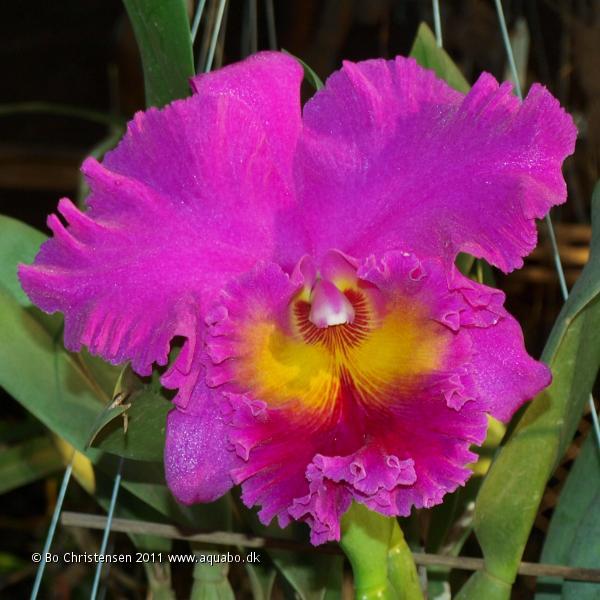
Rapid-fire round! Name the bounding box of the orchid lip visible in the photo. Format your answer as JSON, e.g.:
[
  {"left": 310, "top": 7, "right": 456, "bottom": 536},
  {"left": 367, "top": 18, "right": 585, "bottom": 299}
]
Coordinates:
[{"left": 308, "top": 279, "right": 355, "bottom": 328}]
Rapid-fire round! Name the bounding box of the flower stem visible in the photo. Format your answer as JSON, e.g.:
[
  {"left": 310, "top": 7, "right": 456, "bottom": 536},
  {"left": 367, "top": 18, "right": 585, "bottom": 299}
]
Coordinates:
[
  {"left": 388, "top": 520, "right": 425, "bottom": 600},
  {"left": 341, "top": 503, "right": 423, "bottom": 600}
]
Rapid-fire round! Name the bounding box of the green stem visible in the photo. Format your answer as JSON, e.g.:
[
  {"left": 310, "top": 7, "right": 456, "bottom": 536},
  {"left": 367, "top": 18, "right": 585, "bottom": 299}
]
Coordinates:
[
  {"left": 340, "top": 503, "right": 394, "bottom": 599},
  {"left": 190, "top": 549, "right": 235, "bottom": 600},
  {"left": 388, "top": 521, "right": 425, "bottom": 600}
]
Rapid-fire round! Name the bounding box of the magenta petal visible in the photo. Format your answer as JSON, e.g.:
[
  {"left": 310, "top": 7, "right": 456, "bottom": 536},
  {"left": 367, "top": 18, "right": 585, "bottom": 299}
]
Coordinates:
[
  {"left": 19, "top": 53, "right": 303, "bottom": 379},
  {"left": 466, "top": 307, "right": 551, "bottom": 422},
  {"left": 191, "top": 51, "right": 303, "bottom": 178},
  {"left": 283, "top": 56, "right": 576, "bottom": 272},
  {"left": 165, "top": 390, "right": 241, "bottom": 504}
]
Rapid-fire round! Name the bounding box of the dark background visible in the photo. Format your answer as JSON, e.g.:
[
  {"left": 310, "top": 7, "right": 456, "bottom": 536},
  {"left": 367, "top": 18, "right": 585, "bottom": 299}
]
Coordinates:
[{"left": 1, "top": 1, "right": 599, "bottom": 598}]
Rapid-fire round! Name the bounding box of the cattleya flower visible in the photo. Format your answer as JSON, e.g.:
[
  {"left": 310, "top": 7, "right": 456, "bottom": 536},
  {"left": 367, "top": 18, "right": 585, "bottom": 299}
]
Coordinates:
[{"left": 20, "top": 52, "right": 575, "bottom": 545}]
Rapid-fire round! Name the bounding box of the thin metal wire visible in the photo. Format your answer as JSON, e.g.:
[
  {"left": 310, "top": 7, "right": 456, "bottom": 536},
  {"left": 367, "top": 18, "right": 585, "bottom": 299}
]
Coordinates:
[
  {"left": 97, "top": 540, "right": 116, "bottom": 600},
  {"left": 265, "top": 0, "right": 277, "bottom": 50},
  {"left": 30, "top": 460, "right": 74, "bottom": 600},
  {"left": 213, "top": 0, "right": 230, "bottom": 69},
  {"left": 432, "top": 0, "right": 443, "bottom": 47},
  {"left": 494, "top": 0, "right": 522, "bottom": 98},
  {"left": 204, "top": 0, "right": 228, "bottom": 73},
  {"left": 493, "top": 0, "right": 600, "bottom": 450},
  {"left": 90, "top": 458, "right": 124, "bottom": 600},
  {"left": 191, "top": 0, "right": 208, "bottom": 44}
]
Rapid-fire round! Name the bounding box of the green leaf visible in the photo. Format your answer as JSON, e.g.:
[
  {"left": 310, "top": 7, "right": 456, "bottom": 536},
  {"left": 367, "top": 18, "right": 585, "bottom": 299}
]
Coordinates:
[
  {"left": 85, "top": 364, "right": 143, "bottom": 449},
  {"left": 91, "top": 390, "right": 171, "bottom": 461},
  {"left": 273, "top": 551, "right": 343, "bottom": 600},
  {"left": 0, "top": 215, "right": 46, "bottom": 305},
  {"left": 409, "top": 23, "right": 470, "bottom": 93},
  {"left": 0, "top": 436, "right": 63, "bottom": 494},
  {"left": 282, "top": 49, "right": 324, "bottom": 90},
  {"left": 561, "top": 490, "right": 600, "bottom": 599},
  {"left": 456, "top": 187, "right": 600, "bottom": 599},
  {"left": 535, "top": 433, "right": 600, "bottom": 599},
  {"left": 0, "top": 287, "right": 107, "bottom": 451},
  {"left": 244, "top": 561, "right": 276, "bottom": 600},
  {"left": 0, "top": 215, "right": 63, "bottom": 335},
  {"left": 123, "top": 0, "right": 195, "bottom": 108}
]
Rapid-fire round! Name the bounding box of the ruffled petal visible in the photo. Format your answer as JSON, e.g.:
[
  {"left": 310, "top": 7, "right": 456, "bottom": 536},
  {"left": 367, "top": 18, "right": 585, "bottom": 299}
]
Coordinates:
[
  {"left": 279, "top": 56, "right": 576, "bottom": 272},
  {"left": 452, "top": 276, "right": 551, "bottom": 422},
  {"left": 203, "top": 253, "right": 514, "bottom": 543},
  {"left": 164, "top": 372, "right": 243, "bottom": 504},
  {"left": 19, "top": 52, "right": 303, "bottom": 383}
]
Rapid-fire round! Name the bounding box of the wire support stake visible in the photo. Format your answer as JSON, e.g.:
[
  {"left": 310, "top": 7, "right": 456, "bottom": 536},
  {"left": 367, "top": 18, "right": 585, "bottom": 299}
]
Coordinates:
[
  {"left": 191, "top": 0, "right": 208, "bottom": 45},
  {"left": 89, "top": 457, "right": 124, "bottom": 600},
  {"left": 30, "top": 460, "right": 75, "bottom": 600},
  {"left": 432, "top": 0, "right": 443, "bottom": 47},
  {"left": 204, "top": 0, "right": 228, "bottom": 73}
]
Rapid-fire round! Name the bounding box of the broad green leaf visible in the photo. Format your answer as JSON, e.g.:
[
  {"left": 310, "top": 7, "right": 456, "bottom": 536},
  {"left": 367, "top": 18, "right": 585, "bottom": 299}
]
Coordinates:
[
  {"left": 91, "top": 390, "right": 171, "bottom": 461},
  {"left": 78, "top": 349, "right": 121, "bottom": 399},
  {"left": 0, "top": 288, "right": 106, "bottom": 450},
  {"left": 86, "top": 401, "right": 130, "bottom": 449},
  {"left": 0, "top": 417, "right": 44, "bottom": 444},
  {"left": 561, "top": 490, "right": 600, "bottom": 599},
  {"left": 409, "top": 23, "right": 470, "bottom": 93},
  {"left": 535, "top": 433, "right": 600, "bottom": 599},
  {"left": 0, "top": 436, "right": 63, "bottom": 494},
  {"left": 0, "top": 215, "right": 62, "bottom": 335},
  {"left": 0, "top": 215, "right": 46, "bottom": 305},
  {"left": 86, "top": 363, "right": 143, "bottom": 449},
  {"left": 456, "top": 188, "right": 600, "bottom": 599},
  {"left": 0, "top": 214, "right": 120, "bottom": 395},
  {"left": 123, "top": 0, "right": 194, "bottom": 108},
  {"left": 282, "top": 49, "right": 324, "bottom": 90}
]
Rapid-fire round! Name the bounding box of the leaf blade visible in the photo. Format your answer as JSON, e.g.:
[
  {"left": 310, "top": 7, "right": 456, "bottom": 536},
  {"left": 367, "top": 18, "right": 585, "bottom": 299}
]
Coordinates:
[
  {"left": 409, "top": 23, "right": 470, "bottom": 93},
  {"left": 123, "top": 0, "right": 195, "bottom": 108}
]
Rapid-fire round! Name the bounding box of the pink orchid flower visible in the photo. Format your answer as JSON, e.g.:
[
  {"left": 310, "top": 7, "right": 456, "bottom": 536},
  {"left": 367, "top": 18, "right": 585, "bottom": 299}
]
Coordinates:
[{"left": 20, "top": 52, "right": 576, "bottom": 545}]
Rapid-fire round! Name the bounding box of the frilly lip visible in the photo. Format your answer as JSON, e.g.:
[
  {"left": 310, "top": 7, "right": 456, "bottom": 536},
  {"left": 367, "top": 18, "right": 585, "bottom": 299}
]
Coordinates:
[{"left": 188, "top": 248, "right": 543, "bottom": 544}]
